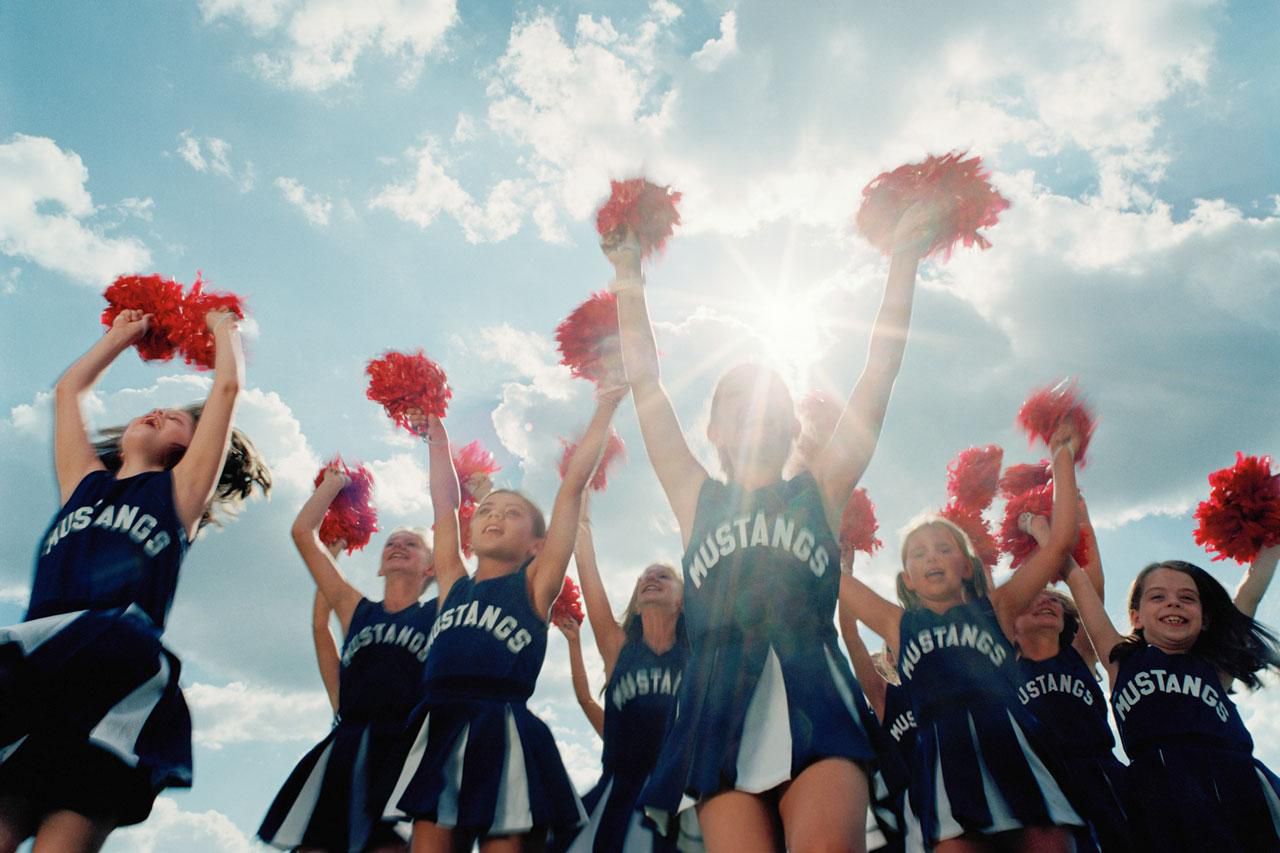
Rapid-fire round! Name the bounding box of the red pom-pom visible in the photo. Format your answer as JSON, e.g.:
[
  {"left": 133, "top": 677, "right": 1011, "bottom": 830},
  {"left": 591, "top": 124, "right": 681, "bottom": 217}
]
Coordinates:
[
  {"left": 366, "top": 350, "right": 451, "bottom": 433},
  {"left": 856, "top": 152, "right": 1010, "bottom": 260},
  {"left": 559, "top": 429, "right": 627, "bottom": 492},
  {"left": 1016, "top": 379, "right": 1096, "bottom": 466},
  {"left": 999, "top": 485, "right": 1054, "bottom": 570},
  {"left": 595, "top": 178, "right": 682, "bottom": 258},
  {"left": 551, "top": 575, "right": 585, "bottom": 624},
  {"left": 839, "top": 487, "right": 883, "bottom": 556},
  {"left": 314, "top": 458, "right": 378, "bottom": 554},
  {"left": 175, "top": 273, "right": 246, "bottom": 370},
  {"left": 1193, "top": 453, "right": 1280, "bottom": 564},
  {"left": 946, "top": 445, "right": 1004, "bottom": 513},
  {"left": 555, "top": 292, "right": 621, "bottom": 383},
  {"left": 101, "top": 274, "right": 187, "bottom": 362},
  {"left": 453, "top": 440, "right": 500, "bottom": 503},
  {"left": 941, "top": 502, "right": 1001, "bottom": 570},
  {"left": 999, "top": 461, "right": 1052, "bottom": 499}
]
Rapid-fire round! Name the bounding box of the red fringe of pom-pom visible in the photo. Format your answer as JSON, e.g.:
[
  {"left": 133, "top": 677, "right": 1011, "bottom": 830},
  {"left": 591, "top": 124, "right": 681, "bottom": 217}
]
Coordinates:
[
  {"left": 1194, "top": 453, "right": 1280, "bottom": 564},
  {"left": 454, "top": 440, "right": 500, "bottom": 503},
  {"left": 559, "top": 430, "right": 627, "bottom": 492},
  {"left": 1016, "top": 380, "right": 1096, "bottom": 466},
  {"left": 840, "top": 487, "right": 883, "bottom": 556},
  {"left": 946, "top": 445, "right": 1004, "bottom": 512},
  {"left": 999, "top": 461, "right": 1052, "bottom": 499},
  {"left": 998, "top": 485, "right": 1089, "bottom": 571},
  {"left": 314, "top": 458, "right": 378, "bottom": 554},
  {"left": 595, "top": 178, "right": 682, "bottom": 258},
  {"left": 175, "top": 274, "right": 246, "bottom": 370},
  {"left": 551, "top": 575, "right": 585, "bottom": 624},
  {"left": 856, "top": 152, "right": 1010, "bottom": 260},
  {"left": 555, "top": 292, "right": 621, "bottom": 383},
  {"left": 941, "top": 502, "right": 1001, "bottom": 570},
  {"left": 366, "top": 350, "right": 451, "bottom": 433},
  {"left": 101, "top": 274, "right": 187, "bottom": 362}
]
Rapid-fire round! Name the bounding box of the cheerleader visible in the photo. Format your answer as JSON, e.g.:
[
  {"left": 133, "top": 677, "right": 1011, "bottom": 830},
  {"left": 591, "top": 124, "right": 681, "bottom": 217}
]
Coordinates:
[
  {"left": 607, "top": 203, "right": 937, "bottom": 852},
  {"left": 1065, "top": 541, "right": 1280, "bottom": 852},
  {"left": 0, "top": 308, "right": 270, "bottom": 852},
  {"left": 386, "top": 390, "right": 623, "bottom": 852},
  {"left": 258, "top": 470, "right": 438, "bottom": 853},
  {"left": 559, "top": 502, "right": 688, "bottom": 853},
  {"left": 840, "top": 427, "right": 1085, "bottom": 852},
  {"left": 1014, "top": 512, "right": 1130, "bottom": 852}
]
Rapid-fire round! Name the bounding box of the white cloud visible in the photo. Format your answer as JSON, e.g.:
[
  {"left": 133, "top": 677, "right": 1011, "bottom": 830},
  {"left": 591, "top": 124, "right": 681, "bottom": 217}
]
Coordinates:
[
  {"left": 0, "top": 266, "right": 19, "bottom": 295},
  {"left": 175, "top": 131, "right": 256, "bottom": 192},
  {"left": 205, "top": 0, "right": 458, "bottom": 91},
  {"left": 275, "top": 176, "right": 333, "bottom": 226},
  {"left": 368, "top": 452, "right": 430, "bottom": 516},
  {"left": 108, "top": 797, "right": 255, "bottom": 853},
  {"left": 452, "top": 112, "right": 476, "bottom": 143},
  {"left": 185, "top": 681, "right": 332, "bottom": 748},
  {"left": 0, "top": 134, "right": 151, "bottom": 285},
  {"left": 0, "top": 584, "right": 29, "bottom": 606},
  {"left": 691, "top": 10, "right": 737, "bottom": 71}
]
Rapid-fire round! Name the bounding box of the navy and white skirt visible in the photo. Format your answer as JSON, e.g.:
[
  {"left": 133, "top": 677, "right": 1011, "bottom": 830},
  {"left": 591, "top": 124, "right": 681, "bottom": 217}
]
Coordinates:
[
  {"left": 385, "top": 698, "right": 585, "bottom": 837},
  {"left": 566, "top": 769, "right": 705, "bottom": 853},
  {"left": 0, "top": 605, "right": 191, "bottom": 825},
  {"left": 258, "top": 717, "right": 409, "bottom": 851},
  {"left": 909, "top": 698, "right": 1080, "bottom": 846}
]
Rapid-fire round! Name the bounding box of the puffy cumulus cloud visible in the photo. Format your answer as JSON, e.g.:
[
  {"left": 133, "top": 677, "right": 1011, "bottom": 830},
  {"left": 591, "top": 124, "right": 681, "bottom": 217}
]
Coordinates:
[
  {"left": 185, "top": 680, "right": 332, "bottom": 748},
  {"left": 691, "top": 10, "right": 738, "bottom": 72},
  {"left": 108, "top": 797, "right": 255, "bottom": 853},
  {"left": 1236, "top": 674, "right": 1280, "bottom": 772},
  {"left": 0, "top": 134, "right": 151, "bottom": 285},
  {"left": 203, "top": 0, "right": 458, "bottom": 91},
  {"left": 368, "top": 451, "right": 429, "bottom": 516},
  {"left": 175, "top": 131, "right": 256, "bottom": 193},
  {"left": 275, "top": 176, "right": 333, "bottom": 226}
]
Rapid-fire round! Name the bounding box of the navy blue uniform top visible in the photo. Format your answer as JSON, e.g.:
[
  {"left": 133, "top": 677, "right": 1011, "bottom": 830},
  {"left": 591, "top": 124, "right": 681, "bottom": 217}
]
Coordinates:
[
  {"left": 423, "top": 560, "right": 547, "bottom": 702},
  {"left": 339, "top": 596, "right": 439, "bottom": 722},
  {"left": 882, "top": 681, "right": 918, "bottom": 761},
  {"left": 897, "top": 597, "right": 1018, "bottom": 717},
  {"left": 1018, "top": 645, "right": 1114, "bottom": 755},
  {"left": 600, "top": 637, "right": 686, "bottom": 775},
  {"left": 29, "top": 470, "right": 187, "bottom": 629},
  {"left": 1111, "top": 644, "right": 1252, "bottom": 755},
  {"left": 681, "top": 472, "right": 839, "bottom": 655}
]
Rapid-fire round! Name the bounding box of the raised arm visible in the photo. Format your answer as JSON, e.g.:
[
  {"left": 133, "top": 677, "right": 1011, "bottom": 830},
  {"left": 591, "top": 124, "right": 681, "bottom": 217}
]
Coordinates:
[
  {"left": 557, "top": 616, "right": 605, "bottom": 737},
  {"left": 290, "top": 467, "right": 363, "bottom": 631},
  {"left": 1064, "top": 562, "right": 1124, "bottom": 685},
  {"left": 575, "top": 498, "right": 626, "bottom": 673},
  {"left": 52, "top": 312, "right": 148, "bottom": 501},
  {"left": 172, "top": 310, "right": 243, "bottom": 536},
  {"left": 1236, "top": 543, "right": 1280, "bottom": 620},
  {"left": 1077, "top": 498, "right": 1105, "bottom": 603},
  {"left": 528, "top": 389, "right": 625, "bottom": 619},
  {"left": 422, "top": 414, "right": 468, "bottom": 604},
  {"left": 993, "top": 433, "right": 1080, "bottom": 631},
  {"left": 605, "top": 231, "right": 707, "bottom": 542},
  {"left": 812, "top": 206, "right": 934, "bottom": 529},
  {"left": 839, "top": 571, "right": 904, "bottom": 650},
  {"left": 312, "top": 585, "right": 341, "bottom": 714},
  {"left": 838, "top": 563, "right": 888, "bottom": 719},
  {"left": 1022, "top": 513, "right": 1102, "bottom": 669}
]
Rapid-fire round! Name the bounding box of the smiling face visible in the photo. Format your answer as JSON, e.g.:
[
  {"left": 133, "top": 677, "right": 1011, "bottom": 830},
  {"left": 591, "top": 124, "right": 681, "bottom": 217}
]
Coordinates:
[
  {"left": 1130, "top": 566, "right": 1204, "bottom": 652},
  {"left": 706, "top": 364, "right": 799, "bottom": 479},
  {"left": 1014, "top": 589, "right": 1066, "bottom": 642},
  {"left": 469, "top": 490, "right": 544, "bottom": 561},
  {"left": 379, "top": 529, "right": 434, "bottom": 588},
  {"left": 900, "top": 523, "right": 972, "bottom": 606},
  {"left": 634, "top": 563, "right": 682, "bottom": 614},
  {"left": 120, "top": 408, "right": 197, "bottom": 468}
]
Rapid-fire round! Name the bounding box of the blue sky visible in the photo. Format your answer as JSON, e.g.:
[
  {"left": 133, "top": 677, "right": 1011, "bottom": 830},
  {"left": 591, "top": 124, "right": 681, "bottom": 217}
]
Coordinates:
[{"left": 2, "top": 1, "right": 1279, "bottom": 848}]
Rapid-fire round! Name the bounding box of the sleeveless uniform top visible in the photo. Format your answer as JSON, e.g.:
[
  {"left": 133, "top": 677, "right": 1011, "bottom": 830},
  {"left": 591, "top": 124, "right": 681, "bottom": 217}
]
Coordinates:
[
  {"left": 339, "top": 597, "right": 439, "bottom": 722},
  {"left": 1018, "top": 645, "right": 1113, "bottom": 755},
  {"left": 882, "top": 682, "right": 918, "bottom": 762},
  {"left": 897, "top": 597, "right": 1019, "bottom": 712},
  {"left": 423, "top": 560, "right": 547, "bottom": 702},
  {"left": 601, "top": 637, "right": 686, "bottom": 776},
  {"left": 28, "top": 470, "right": 187, "bottom": 629}
]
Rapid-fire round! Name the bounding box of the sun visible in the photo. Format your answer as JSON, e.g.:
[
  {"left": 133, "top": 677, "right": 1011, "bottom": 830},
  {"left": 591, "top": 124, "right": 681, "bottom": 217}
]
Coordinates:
[{"left": 749, "top": 290, "right": 830, "bottom": 378}]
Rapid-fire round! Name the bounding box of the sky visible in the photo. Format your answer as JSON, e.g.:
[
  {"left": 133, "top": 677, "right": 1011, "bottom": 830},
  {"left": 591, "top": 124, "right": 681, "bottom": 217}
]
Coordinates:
[{"left": 1, "top": 0, "right": 1279, "bottom": 848}]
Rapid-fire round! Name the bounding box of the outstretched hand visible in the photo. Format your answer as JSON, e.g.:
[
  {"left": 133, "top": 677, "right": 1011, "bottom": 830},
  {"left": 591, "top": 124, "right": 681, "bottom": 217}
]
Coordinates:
[
  {"left": 601, "top": 226, "right": 642, "bottom": 280},
  {"left": 890, "top": 200, "right": 941, "bottom": 259},
  {"left": 320, "top": 465, "right": 351, "bottom": 492},
  {"left": 1049, "top": 421, "right": 1081, "bottom": 461},
  {"left": 110, "top": 308, "right": 152, "bottom": 344},
  {"left": 595, "top": 382, "right": 629, "bottom": 408},
  {"left": 554, "top": 615, "right": 581, "bottom": 642}
]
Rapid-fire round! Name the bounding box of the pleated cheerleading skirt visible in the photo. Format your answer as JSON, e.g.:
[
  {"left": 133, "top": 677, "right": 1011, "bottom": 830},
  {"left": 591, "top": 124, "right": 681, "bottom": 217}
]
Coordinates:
[
  {"left": 909, "top": 700, "right": 1081, "bottom": 846},
  {"left": 258, "top": 717, "right": 410, "bottom": 851},
  {"left": 385, "top": 698, "right": 585, "bottom": 837},
  {"left": 556, "top": 769, "right": 687, "bottom": 853},
  {"left": 1122, "top": 743, "right": 1280, "bottom": 853},
  {"left": 1057, "top": 752, "right": 1131, "bottom": 852},
  {"left": 0, "top": 605, "right": 192, "bottom": 825},
  {"left": 642, "top": 639, "right": 877, "bottom": 833}
]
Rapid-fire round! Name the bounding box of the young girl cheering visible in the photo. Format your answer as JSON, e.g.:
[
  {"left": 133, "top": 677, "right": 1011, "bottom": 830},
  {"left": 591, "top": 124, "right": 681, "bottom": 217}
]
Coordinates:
[
  {"left": 1066, "top": 542, "right": 1280, "bottom": 852},
  {"left": 841, "top": 427, "right": 1085, "bottom": 853}
]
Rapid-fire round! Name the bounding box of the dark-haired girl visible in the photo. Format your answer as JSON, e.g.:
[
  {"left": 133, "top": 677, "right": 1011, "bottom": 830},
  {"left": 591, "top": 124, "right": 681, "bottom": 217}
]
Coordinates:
[
  {"left": 841, "top": 429, "right": 1085, "bottom": 853},
  {"left": 557, "top": 502, "right": 688, "bottom": 853},
  {"left": 0, "top": 308, "right": 270, "bottom": 852},
  {"left": 1066, "top": 543, "right": 1280, "bottom": 852},
  {"left": 387, "top": 391, "right": 623, "bottom": 852}
]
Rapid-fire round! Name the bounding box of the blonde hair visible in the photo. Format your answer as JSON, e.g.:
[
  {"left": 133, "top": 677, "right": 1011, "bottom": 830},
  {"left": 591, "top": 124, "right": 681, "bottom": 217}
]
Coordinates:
[
  {"left": 618, "top": 563, "right": 682, "bottom": 641},
  {"left": 895, "top": 513, "right": 990, "bottom": 610}
]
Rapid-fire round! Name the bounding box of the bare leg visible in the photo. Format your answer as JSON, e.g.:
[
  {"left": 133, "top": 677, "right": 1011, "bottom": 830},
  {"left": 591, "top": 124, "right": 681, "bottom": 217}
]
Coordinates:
[
  {"left": 31, "top": 810, "right": 114, "bottom": 853},
  {"left": 778, "top": 758, "right": 868, "bottom": 853},
  {"left": 934, "top": 835, "right": 995, "bottom": 853},
  {"left": 697, "top": 790, "right": 782, "bottom": 853},
  {"left": 411, "top": 819, "right": 459, "bottom": 853},
  {"left": 1006, "top": 826, "right": 1075, "bottom": 853},
  {"left": 0, "top": 796, "right": 38, "bottom": 853}
]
